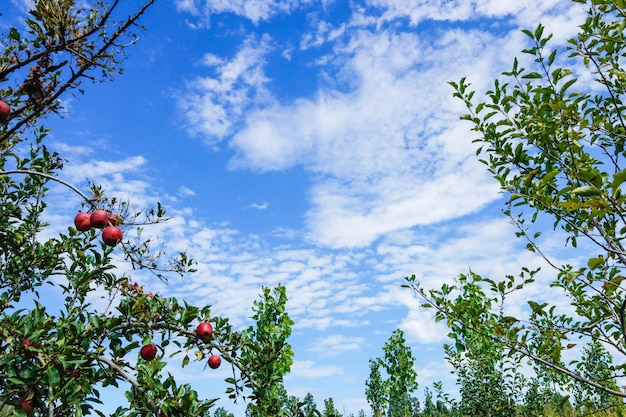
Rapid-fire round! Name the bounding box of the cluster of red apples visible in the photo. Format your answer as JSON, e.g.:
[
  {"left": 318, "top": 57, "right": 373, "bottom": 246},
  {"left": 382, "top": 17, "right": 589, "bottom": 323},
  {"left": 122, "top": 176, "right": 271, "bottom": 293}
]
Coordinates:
[
  {"left": 139, "top": 322, "right": 221, "bottom": 369},
  {"left": 74, "top": 210, "right": 123, "bottom": 246}
]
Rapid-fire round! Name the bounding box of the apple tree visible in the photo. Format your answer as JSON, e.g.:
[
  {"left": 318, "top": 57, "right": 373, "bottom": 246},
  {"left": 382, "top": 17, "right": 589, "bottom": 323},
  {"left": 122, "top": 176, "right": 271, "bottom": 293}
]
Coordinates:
[
  {"left": 408, "top": 0, "right": 626, "bottom": 409},
  {"left": 0, "top": 1, "right": 294, "bottom": 416}
]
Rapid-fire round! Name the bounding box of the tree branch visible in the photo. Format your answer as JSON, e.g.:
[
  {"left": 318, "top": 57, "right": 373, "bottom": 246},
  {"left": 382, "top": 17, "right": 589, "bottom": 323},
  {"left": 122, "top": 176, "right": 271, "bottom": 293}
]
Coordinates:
[
  {"left": 94, "top": 354, "right": 159, "bottom": 413},
  {"left": 0, "top": 169, "right": 92, "bottom": 204}
]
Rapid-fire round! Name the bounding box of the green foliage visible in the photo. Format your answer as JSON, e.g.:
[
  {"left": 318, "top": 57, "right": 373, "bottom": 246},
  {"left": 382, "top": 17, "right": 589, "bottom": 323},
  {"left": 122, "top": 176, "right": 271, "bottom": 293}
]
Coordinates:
[
  {"left": 322, "top": 398, "right": 341, "bottom": 417},
  {"left": 520, "top": 377, "right": 568, "bottom": 417},
  {"left": 408, "top": 0, "right": 626, "bottom": 411},
  {"left": 302, "top": 393, "right": 320, "bottom": 417},
  {"left": 442, "top": 285, "right": 520, "bottom": 417},
  {"left": 420, "top": 385, "right": 457, "bottom": 417},
  {"left": 365, "top": 358, "right": 387, "bottom": 417},
  {"left": 365, "top": 329, "right": 418, "bottom": 417},
  {"left": 572, "top": 339, "right": 621, "bottom": 412},
  {"left": 212, "top": 406, "right": 235, "bottom": 417},
  {"left": 241, "top": 285, "right": 295, "bottom": 417}
]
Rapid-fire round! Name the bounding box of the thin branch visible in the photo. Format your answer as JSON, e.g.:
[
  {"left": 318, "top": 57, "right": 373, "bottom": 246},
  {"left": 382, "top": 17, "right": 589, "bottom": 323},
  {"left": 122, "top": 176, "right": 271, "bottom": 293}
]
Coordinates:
[
  {"left": 0, "top": 169, "right": 92, "bottom": 204},
  {"left": 620, "top": 299, "right": 626, "bottom": 348},
  {"left": 1, "top": 0, "right": 156, "bottom": 140}
]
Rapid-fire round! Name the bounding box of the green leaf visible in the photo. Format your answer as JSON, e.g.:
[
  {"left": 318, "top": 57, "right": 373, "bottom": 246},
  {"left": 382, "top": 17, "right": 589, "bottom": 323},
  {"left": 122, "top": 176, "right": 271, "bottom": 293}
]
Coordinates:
[
  {"left": 522, "top": 72, "right": 543, "bottom": 79},
  {"left": 540, "top": 169, "right": 559, "bottom": 186},
  {"left": 612, "top": 168, "right": 626, "bottom": 193},
  {"left": 528, "top": 301, "right": 547, "bottom": 315},
  {"left": 571, "top": 185, "right": 601, "bottom": 196},
  {"left": 46, "top": 367, "right": 60, "bottom": 386},
  {"left": 587, "top": 257, "right": 603, "bottom": 270},
  {"left": 603, "top": 276, "right": 625, "bottom": 294}
]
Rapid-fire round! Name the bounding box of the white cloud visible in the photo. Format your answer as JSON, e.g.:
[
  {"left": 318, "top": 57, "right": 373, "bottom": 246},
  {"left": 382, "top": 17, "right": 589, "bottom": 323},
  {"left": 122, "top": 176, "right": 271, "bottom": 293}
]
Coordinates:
[
  {"left": 178, "top": 185, "right": 197, "bottom": 197},
  {"left": 174, "top": 0, "right": 327, "bottom": 25},
  {"left": 246, "top": 202, "right": 269, "bottom": 209},
  {"left": 360, "top": 0, "right": 585, "bottom": 33},
  {"left": 307, "top": 334, "right": 366, "bottom": 357},
  {"left": 179, "top": 35, "right": 274, "bottom": 144},
  {"left": 52, "top": 141, "right": 94, "bottom": 157},
  {"left": 9, "top": 0, "right": 34, "bottom": 13},
  {"left": 176, "top": 0, "right": 591, "bottom": 249},
  {"left": 290, "top": 359, "right": 345, "bottom": 378},
  {"left": 165, "top": 0, "right": 598, "bottom": 337},
  {"left": 63, "top": 155, "right": 147, "bottom": 182},
  {"left": 223, "top": 27, "right": 519, "bottom": 247}
]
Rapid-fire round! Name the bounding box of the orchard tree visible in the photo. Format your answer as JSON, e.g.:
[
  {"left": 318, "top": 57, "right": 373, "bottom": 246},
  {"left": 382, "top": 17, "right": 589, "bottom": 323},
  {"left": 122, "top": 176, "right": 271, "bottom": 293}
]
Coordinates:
[
  {"left": 321, "top": 398, "right": 340, "bottom": 417},
  {"left": 1, "top": 0, "right": 156, "bottom": 134},
  {"left": 439, "top": 275, "right": 521, "bottom": 417},
  {"left": 408, "top": 0, "right": 626, "bottom": 407},
  {"left": 241, "top": 285, "right": 294, "bottom": 417},
  {"left": 275, "top": 392, "right": 323, "bottom": 417},
  {"left": 572, "top": 339, "right": 621, "bottom": 411},
  {"left": 0, "top": 1, "right": 294, "bottom": 416},
  {"left": 301, "top": 393, "right": 320, "bottom": 417},
  {"left": 280, "top": 395, "right": 302, "bottom": 417},
  {"left": 365, "top": 329, "right": 418, "bottom": 417},
  {"left": 421, "top": 385, "right": 457, "bottom": 417},
  {"left": 364, "top": 359, "right": 386, "bottom": 417}
]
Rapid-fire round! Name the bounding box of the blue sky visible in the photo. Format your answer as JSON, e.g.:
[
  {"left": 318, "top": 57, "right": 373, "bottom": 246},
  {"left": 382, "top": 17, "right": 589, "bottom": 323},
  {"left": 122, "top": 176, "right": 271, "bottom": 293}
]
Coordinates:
[{"left": 4, "top": 0, "right": 591, "bottom": 415}]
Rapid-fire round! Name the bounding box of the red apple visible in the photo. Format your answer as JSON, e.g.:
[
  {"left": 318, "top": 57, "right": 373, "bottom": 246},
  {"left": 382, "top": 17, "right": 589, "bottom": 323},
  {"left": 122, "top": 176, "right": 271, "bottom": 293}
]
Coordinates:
[
  {"left": 70, "top": 369, "right": 81, "bottom": 378},
  {"left": 140, "top": 344, "right": 157, "bottom": 361},
  {"left": 21, "top": 339, "right": 40, "bottom": 358},
  {"left": 0, "top": 100, "right": 10, "bottom": 125},
  {"left": 74, "top": 212, "right": 92, "bottom": 231},
  {"left": 21, "top": 339, "right": 40, "bottom": 349},
  {"left": 102, "top": 226, "right": 123, "bottom": 246},
  {"left": 90, "top": 210, "right": 109, "bottom": 228},
  {"left": 20, "top": 399, "right": 35, "bottom": 416},
  {"left": 108, "top": 213, "right": 120, "bottom": 226},
  {"left": 208, "top": 355, "right": 221, "bottom": 369},
  {"left": 195, "top": 322, "right": 213, "bottom": 342}
]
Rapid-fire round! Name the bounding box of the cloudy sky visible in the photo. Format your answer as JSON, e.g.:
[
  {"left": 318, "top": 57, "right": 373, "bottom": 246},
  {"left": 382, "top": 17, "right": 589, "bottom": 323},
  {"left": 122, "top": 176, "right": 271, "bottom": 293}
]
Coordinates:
[{"left": 4, "top": 0, "right": 590, "bottom": 414}]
